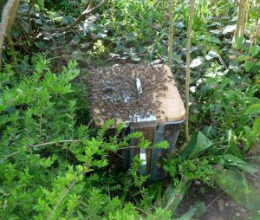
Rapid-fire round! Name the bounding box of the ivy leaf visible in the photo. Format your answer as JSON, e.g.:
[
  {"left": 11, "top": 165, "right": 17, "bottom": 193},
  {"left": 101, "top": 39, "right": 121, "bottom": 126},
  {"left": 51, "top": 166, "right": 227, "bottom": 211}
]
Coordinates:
[
  {"left": 245, "top": 60, "right": 254, "bottom": 71},
  {"left": 190, "top": 57, "right": 203, "bottom": 68},
  {"left": 205, "top": 50, "right": 220, "bottom": 61},
  {"left": 250, "top": 45, "right": 260, "bottom": 57},
  {"left": 71, "top": 35, "right": 81, "bottom": 45},
  {"left": 130, "top": 53, "right": 141, "bottom": 62},
  {"left": 207, "top": 37, "right": 222, "bottom": 45}
]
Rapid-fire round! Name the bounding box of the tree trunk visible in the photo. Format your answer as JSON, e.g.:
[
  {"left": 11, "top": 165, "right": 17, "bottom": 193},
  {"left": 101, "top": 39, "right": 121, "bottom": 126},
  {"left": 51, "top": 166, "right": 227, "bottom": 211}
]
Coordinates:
[
  {"left": 234, "top": 0, "right": 249, "bottom": 43},
  {"left": 0, "top": 0, "right": 20, "bottom": 70},
  {"left": 185, "top": 0, "right": 196, "bottom": 143}
]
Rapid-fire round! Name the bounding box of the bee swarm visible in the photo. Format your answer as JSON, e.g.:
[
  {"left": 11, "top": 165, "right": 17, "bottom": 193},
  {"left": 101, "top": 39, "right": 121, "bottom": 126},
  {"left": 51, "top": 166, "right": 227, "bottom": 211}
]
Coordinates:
[{"left": 89, "top": 64, "right": 173, "bottom": 124}]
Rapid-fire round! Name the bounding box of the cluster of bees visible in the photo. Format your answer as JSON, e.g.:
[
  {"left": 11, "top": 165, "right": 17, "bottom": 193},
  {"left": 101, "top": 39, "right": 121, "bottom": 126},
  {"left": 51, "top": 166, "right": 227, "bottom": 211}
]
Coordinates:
[{"left": 89, "top": 64, "right": 173, "bottom": 123}]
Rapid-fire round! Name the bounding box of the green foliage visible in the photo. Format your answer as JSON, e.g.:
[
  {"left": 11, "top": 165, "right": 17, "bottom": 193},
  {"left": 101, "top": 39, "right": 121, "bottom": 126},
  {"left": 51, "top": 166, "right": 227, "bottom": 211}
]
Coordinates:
[
  {"left": 0, "top": 56, "right": 175, "bottom": 219},
  {"left": 215, "top": 169, "right": 260, "bottom": 214},
  {"left": 164, "top": 156, "right": 214, "bottom": 187},
  {"left": 179, "top": 131, "right": 213, "bottom": 160},
  {"left": 1, "top": 0, "right": 260, "bottom": 218}
]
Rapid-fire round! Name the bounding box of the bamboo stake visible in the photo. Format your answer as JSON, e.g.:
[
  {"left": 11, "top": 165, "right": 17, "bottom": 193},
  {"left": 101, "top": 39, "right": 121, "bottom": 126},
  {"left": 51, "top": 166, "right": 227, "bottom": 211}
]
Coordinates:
[
  {"left": 168, "top": 0, "right": 174, "bottom": 69},
  {"left": 185, "top": 0, "right": 196, "bottom": 143},
  {"left": 234, "top": 0, "right": 249, "bottom": 43}
]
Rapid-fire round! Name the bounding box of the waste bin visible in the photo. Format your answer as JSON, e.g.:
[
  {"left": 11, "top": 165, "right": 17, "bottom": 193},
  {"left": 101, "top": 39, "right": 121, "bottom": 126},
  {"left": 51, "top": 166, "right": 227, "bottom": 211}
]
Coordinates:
[{"left": 89, "top": 64, "right": 185, "bottom": 180}]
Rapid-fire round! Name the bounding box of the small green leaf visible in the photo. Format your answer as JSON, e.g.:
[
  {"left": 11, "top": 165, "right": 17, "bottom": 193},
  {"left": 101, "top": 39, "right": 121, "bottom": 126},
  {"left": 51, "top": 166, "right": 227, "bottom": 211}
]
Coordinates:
[
  {"left": 245, "top": 104, "right": 260, "bottom": 115},
  {"left": 36, "top": 0, "right": 44, "bottom": 10},
  {"left": 253, "top": 118, "right": 260, "bottom": 135},
  {"left": 71, "top": 35, "right": 81, "bottom": 45},
  {"left": 250, "top": 45, "right": 260, "bottom": 57},
  {"left": 245, "top": 61, "right": 254, "bottom": 71},
  {"left": 237, "top": 55, "right": 250, "bottom": 62},
  {"left": 130, "top": 53, "right": 140, "bottom": 62}
]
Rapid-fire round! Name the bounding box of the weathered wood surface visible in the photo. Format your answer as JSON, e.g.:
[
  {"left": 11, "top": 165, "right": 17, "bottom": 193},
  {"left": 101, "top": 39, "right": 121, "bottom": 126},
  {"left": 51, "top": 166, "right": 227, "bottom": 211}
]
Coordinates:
[{"left": 154, "top": 65, "right": 185, "bottom": 123}]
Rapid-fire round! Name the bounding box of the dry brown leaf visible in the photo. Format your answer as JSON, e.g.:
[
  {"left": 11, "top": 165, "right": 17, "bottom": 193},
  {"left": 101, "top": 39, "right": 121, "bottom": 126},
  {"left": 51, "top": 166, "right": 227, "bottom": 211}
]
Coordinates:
[{"left": 217, "top": 199, "right": 225, "bottom": 212}]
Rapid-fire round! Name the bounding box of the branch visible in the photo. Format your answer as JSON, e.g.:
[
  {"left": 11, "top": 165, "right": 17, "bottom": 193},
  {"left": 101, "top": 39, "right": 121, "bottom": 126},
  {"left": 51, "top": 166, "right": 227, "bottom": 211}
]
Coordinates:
[
  {"left": 47, "top": 179, "right": 77, "bottom": 220},
  {"left": 44, "top": 0, "right": 107, "bottom": 33},
  {"left": 29, "top": 139, "right": 81, "bottom": 148}
]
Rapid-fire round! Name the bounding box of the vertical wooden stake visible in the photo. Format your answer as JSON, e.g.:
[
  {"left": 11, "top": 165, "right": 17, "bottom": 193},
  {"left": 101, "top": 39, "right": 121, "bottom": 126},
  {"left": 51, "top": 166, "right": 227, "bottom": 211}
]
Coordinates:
[
  {"left": 234, "top": 0, "right": 249, "bottom": 43},
  {"left": 185, "top": 0, "right": 196, "bottom": 143},
  {"left": 168, "top": 0, "right": 174, "bottom": 70}
]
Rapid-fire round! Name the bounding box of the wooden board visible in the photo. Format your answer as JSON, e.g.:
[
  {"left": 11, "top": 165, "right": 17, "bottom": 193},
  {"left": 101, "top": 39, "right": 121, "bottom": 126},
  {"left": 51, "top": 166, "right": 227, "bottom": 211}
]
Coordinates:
[
  {"left": 93, "top": 64, "right": 185, "bottom": 127},
  {"left": 154, "top": 65, "right": 185, "bottom": 124}
]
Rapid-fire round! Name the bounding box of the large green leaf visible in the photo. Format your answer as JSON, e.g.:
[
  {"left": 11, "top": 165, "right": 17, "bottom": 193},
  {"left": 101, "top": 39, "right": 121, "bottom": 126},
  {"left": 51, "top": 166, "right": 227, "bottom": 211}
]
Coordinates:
[
  {"left": 245, "top": 104, "right": 260, "bottom": 115},
  {"left": 222, "top": 154, "right": 257, "bottom": 174},
  {"left": 215, "top": 169, "right": 260, "bottom": 214},
  {"left": 177, "top": 207, "right": 198, "bottom": 220},
  {"left": 180, "top": 131, "right": 213, "bottom": 160},
  {"left": 253, "top": 118, "right": 260, "bottom": 135},
  {"left": 250, "top": 45, "right": 260, "bottom": 57},
  {"left": 163, "top": 180, "right": 191, "bottom": 213}
]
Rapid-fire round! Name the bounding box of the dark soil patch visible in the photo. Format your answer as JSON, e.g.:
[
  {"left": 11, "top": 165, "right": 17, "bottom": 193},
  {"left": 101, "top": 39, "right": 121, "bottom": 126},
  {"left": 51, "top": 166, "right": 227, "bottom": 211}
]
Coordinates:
[{"left": 177, "top": 183, "right": 251, "bottom": 220}]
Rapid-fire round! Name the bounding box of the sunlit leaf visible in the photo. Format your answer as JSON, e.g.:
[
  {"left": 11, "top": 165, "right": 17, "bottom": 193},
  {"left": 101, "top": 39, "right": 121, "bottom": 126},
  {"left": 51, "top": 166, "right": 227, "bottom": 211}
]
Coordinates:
[
  {"left": 245, "top": 61, "right": 254, "bottom": 71},
  {"left": 250, "top": 45, "right": 260, "bottom": 57},
  {"left": 205, "top": 50, "right": 220, "bottom": 60},
  {"left": 245, "top": 104, "right": 260, "bottom": 115},
  {"left": 222, "top": 25, "right": 236, "bottom": 35},
  {"left": 222, "top": 154, "right": 257, "bottom": 174},
  {"left": 190, "top": 57, "right": 203, "bottom": 68},
  {"left": 253, "top": 118, "right": 260, "bottom": 135}
]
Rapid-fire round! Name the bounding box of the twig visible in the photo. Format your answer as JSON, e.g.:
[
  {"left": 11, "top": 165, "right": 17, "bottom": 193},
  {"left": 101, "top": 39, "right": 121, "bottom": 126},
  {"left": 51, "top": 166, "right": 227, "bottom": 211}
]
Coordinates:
[
  {"left": 206, "top": 191, "right": 225, "bottom": 208},
  {"left": 47, "top": 179, "right": 77, "bottom": 220},
  {"left": 117, "top": 145, "right": 153, "bottom": 151},
  {"left": 1, "top": 151, "right": 18, "bottom": 161},
  {"left": 29, "top": 139, "right": 81, "bottom": 148},
  {"left": 87, "top": 118, "right": 94, "bottom": 129},
  {"left": 135, "top": 207, "right": 150, "bottom": 217}
]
